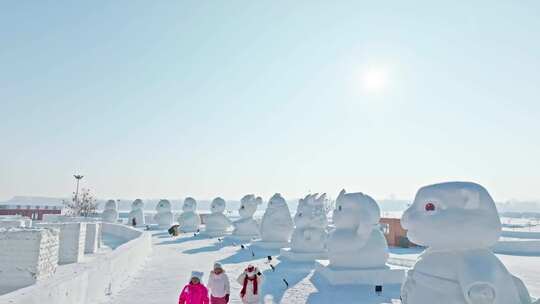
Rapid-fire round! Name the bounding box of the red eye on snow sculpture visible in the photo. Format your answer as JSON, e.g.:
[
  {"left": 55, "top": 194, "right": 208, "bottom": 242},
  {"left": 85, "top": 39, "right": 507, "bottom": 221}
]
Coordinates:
[{"left": 425, "top": 202, "right": 436, "bottom": 212}]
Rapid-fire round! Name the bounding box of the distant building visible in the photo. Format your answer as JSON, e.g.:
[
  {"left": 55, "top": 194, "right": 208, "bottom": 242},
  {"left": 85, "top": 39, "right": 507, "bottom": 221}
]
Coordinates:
[
  {"left": 380, "top": 217, "right": 415, "bottom": 247},
  {"left": 0, "top": 204, "right": 62, "bottom": 220}
]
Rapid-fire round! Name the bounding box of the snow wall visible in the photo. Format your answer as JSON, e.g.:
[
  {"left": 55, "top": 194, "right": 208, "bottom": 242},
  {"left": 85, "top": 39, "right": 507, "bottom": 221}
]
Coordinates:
[
  {"left": 35, "top": 222, "right": 87, "bottom": 264},
  {"left": 0, "top": 228, "right": 59, "bottom": 293},
  {"left": 0, "top": 223, "right": 152, "bottom": 304}
]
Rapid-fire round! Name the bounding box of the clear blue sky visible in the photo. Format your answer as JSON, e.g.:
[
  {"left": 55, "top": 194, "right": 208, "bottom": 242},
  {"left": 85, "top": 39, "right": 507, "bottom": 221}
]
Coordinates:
[{"left": 1, "top": 1, "right": 539, "bottom": 202}]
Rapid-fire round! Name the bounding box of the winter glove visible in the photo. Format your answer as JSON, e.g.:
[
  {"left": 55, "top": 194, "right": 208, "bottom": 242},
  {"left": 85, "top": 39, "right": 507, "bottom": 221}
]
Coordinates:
[{"left": 225, "top": 294, "right": 230, "bottom": 303}]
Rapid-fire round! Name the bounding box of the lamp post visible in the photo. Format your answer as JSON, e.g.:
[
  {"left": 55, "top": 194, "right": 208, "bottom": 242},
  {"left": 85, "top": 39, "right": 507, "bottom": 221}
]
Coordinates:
[{"left": 73, "top": 175, "right": 84, "bottom": 202}]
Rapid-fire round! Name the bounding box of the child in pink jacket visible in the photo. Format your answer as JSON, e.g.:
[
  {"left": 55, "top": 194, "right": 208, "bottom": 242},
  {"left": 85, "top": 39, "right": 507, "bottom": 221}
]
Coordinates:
[{"left": 179, "top": 271, "right": 210, "bottom": 304}]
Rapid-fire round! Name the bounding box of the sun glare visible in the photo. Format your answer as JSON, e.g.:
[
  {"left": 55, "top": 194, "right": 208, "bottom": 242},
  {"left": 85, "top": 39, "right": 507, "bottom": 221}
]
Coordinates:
[{"left": 360, "top": 67, "right": 389, "bottom": 93}]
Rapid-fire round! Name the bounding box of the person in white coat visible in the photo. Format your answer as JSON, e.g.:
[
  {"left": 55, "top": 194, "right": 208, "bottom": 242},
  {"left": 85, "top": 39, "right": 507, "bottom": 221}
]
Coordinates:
[
  {"left": 207, "top": 262, "right": 230, "bottom": 304},
  {"left": 236, "top": 265, "right": 263, "bottom": 304}
]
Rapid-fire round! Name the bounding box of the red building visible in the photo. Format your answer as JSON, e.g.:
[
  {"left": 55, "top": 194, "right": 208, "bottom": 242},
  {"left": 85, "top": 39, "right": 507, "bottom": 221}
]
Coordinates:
[
  {"left": 0, "top": 204, "right": 62, "bottom": 220},
  {"left": 380, "top": 217, "right": 415, "bottom": 247}
]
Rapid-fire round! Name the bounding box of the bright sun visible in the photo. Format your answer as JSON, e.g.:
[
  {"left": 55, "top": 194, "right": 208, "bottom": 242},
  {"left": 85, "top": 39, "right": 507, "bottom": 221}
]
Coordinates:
[{"left": 360, "top": 67, "right": 388, "bottom": 93}]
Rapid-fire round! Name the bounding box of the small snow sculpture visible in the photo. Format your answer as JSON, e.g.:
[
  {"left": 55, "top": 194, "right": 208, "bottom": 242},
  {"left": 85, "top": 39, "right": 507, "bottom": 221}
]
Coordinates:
[
  {"left": 260, "top": 193, "right": 294, "bottom": 243},
  {"left": 327, "top": 189, "right": 388, "bottom": 268},
  {"left": 154, "top": 199, "right": 173, "bottom": 229},
  {"left": 203, "top": 197, "right": 232, "bottom": 236},
  {"left": 232, "top": 194, "right": 262, "bottom": 240},
  {"left": 177, "top": 197, "right": 200, "bottom": 233},
  {"left": 102, "top": 199, "right": 118, "bottom": 223},
  {"left": 128, "top": 199, "right": 145, "bottom": 227},
  {"left": 290, "top": 193, "right": 328, "bottom": 253},
  {"left": 401, "top": 181, "right": 533, "bottom": 304}
]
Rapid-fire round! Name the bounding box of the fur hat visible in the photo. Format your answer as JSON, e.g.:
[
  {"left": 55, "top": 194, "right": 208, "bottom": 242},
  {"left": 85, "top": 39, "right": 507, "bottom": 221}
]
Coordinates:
[{"left": 191, "top": 271, "right": 204, "bottom": 280}]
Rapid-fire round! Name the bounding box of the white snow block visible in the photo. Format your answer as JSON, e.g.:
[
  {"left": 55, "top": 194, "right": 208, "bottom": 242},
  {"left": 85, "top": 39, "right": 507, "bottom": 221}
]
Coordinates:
[
  {"left": 0, "top": 228, "right": 60, "bottom": 292},
  {"left": 315, "top": 260, "right": 405, "bottom": 286},
  {"left": 84, "top": 222, "right": 101, "bottom": 254},
  {"left": 36, "top": 222, "right": 87, "bottom": 264},
  {"left": 280, "top": 248, "right": 327, "bottom": 262}
]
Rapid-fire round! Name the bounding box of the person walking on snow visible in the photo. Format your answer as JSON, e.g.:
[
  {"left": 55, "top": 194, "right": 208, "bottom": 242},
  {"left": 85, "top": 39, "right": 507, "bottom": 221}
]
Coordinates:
[
  {"left": 207, "top": 262, "right": 230, "bottom": 304},
  {"left": 179, "top": 271, "right": 209, "bottom": 304},
  {"left": 237, "top": 265, "right": 263, "bottom": 304}
]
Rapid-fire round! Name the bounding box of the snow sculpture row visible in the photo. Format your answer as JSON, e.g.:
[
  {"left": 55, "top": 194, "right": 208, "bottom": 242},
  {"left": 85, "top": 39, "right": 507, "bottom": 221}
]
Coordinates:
[{"left": 102, "top": 182, "right": 535, "bottom": 303}]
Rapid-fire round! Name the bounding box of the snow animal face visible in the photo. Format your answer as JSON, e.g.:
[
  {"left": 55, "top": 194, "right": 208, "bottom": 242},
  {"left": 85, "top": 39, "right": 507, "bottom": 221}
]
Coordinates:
[
  {"left": 211, "top": 197, "right": 226, "bottom": 214},
  {"left": 156, "top": 199, "right": 172, "bottom": 212},
  {"left": 105, "top": 200, "right": 117, "bottom": 210},
  {"left": 182, "top": 197, "right": 197, "bottom": 212},
  {"left": 401, "top": 181, "right": 501, "bottom": 250},
  {"left": 333, "top": 189, "right": 380, "bottom": 230},
  {"left": 131, "top": 199, "right": 144, "bottom": 211},
  {"left": 239, "top": 194, "right": 262, "bottom": 218},
  {"left": 295, "top": 193, "right": 328, "bottom": 228}
]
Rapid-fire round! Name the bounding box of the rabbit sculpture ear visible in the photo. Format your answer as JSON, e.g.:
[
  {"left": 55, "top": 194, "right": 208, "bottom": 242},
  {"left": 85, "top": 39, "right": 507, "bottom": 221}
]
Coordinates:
[
  {"left": 255, "top": 196, "right": 263, "bottom": 205},
  {"left": 338, "top": 189, "right": 347, "bottom": 200}
]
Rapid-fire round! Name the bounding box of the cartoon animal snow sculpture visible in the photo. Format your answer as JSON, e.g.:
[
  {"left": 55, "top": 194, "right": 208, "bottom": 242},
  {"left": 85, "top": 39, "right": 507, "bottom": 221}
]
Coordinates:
[
  {"left": 154, "top": 199, "right": 174, "bottom": 229},
  {"left": 259, "top": 193, "right": 294, "bottom": 244},
  {"left": 400, "top": 181, "right": 533, "bottom": 304},
  {"left": 290, "top": 193, "right": 328, "bottom": 253},
  {"left": 204, "top": 197, "right": 232, "bottom": 236},
  {"left": 128, "top": 199, "right": 145, "bottom": 227},
  {"left": 102, "top": 199, "right": 119, "bottom": 223},
  {"left": 177, "top": 197, "right": 201, "bottom": 233},
  {"left": 326, "top": 189, "right": 388, "bottom": 268},
  {"left": 232, "top": 194, "right": 262, "bottom": 240}
]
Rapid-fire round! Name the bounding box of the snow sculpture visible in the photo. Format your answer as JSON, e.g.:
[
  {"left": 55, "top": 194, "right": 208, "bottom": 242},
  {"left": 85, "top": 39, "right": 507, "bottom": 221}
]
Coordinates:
[
  {"left": 177, "top": 197, "right": 201, "bottom": 233},
  {"left": 102, "top": 200, "right": 119, "bottom": 223},
  {"left": 232, "top": 194, "right": 262, "bottom": 240},
  {"left": 401, "top": 181, "right": 533, "bottom": 304},
  {"left": 154, "top": 199, "right": 174, "bottom": 229},
  {"left": 254, "top": 193, "right": 294, "bottom": 249},
  {"left": 327, "top": 189, "right": 388, "bottom": 268},
  {"left": 315, "top": 189, "right": 403, "bottom": 285},
  {"left": 281, "top": 193, "right": 328, "bottom": 261},
  {"left": 203, "top": 197, "right": 232, "bottom": 236},
  {"left": 128, "top": 199, "right": 145, "bottom": 227}
]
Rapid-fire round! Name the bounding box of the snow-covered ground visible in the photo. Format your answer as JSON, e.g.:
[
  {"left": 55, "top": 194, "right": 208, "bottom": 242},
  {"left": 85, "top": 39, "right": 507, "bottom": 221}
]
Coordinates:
[{"left": 98, "top": 230, "right": 540, "bottom": 304}]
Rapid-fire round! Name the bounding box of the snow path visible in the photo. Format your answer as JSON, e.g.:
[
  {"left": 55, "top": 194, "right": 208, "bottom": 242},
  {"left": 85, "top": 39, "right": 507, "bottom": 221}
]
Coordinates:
[
  {"left": 99, "top": 231, "right": 402, "bottom": 304},
  {"left": 99, "top": 231, "right": 539, "bottom": 304}
]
